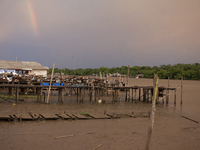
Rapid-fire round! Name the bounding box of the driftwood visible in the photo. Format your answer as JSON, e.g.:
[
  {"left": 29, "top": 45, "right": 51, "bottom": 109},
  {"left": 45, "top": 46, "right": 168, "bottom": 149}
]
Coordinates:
[
  {"left": 78, "top": 132, "right": 93, "bottom": 135},
  {"left": 55, "top": 132, "right": 93, "bottom": 139},
  {"left": 92, "top": 144, "right": 103, "bottom": 150},
  {"left": 182, "top": 116, "right": 199, "bottom": 123},
  {"left": 54, "top": 134, "right": 74, "bottom": 139}
]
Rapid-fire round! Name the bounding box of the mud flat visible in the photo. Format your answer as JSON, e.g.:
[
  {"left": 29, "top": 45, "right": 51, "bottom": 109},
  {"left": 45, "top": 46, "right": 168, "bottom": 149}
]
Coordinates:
[{"left": 0, "top": 78, "right": 200, "bottom": 150}]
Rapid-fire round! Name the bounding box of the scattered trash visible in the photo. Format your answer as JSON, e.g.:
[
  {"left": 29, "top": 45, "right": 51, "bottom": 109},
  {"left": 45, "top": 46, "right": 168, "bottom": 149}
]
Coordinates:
[{"left": 98, "top": 99, "right": 102, "bottom": 103}]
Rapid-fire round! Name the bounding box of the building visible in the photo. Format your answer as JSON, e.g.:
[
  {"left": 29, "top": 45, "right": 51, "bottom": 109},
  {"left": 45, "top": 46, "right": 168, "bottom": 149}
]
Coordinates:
[{"left": 0, "top": 60, "right": 49, "bottom": 76}]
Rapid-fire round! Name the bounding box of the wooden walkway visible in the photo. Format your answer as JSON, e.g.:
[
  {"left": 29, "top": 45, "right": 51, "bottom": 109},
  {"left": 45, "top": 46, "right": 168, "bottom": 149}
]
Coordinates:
[{"left": 0, "top": 112, "right": 150, "bottom": 122}]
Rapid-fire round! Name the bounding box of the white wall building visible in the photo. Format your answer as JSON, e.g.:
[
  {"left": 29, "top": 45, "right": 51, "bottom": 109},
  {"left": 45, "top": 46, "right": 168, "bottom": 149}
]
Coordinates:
[{"left": 0, "top": 60, "right": 49, "bottom": 76}]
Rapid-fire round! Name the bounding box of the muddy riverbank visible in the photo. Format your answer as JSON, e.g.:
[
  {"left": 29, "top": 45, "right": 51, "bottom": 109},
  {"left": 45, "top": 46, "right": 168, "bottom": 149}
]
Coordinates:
[{"left": 0, "top": 78, "right": 200, "bottom": 150}]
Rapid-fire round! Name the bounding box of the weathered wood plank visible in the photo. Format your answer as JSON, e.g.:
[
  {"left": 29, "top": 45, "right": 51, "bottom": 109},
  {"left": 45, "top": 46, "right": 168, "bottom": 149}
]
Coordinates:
[
  {"left": 55, "top": 113, "right": 71, "bottom": 119},
  {"left": 40, "top": 113, "right": 59, "bottom": 120},
  {"left": 89, "top": 114, "right": 112, "bottom": 119},
  {"left": 72, "top": 113, "right": 92, "bottom": 119}
]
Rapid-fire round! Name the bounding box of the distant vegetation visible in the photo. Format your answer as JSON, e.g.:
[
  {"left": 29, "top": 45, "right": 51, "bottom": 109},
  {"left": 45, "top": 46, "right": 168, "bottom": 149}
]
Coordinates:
[{"left": 48, "top": 63, "right": 200, "bottom": 80}]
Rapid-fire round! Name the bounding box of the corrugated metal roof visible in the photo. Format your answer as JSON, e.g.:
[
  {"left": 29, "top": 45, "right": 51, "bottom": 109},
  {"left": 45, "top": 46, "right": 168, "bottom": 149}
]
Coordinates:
[{"left": 0, "top": 60, "right": 49, "bottom": 70}]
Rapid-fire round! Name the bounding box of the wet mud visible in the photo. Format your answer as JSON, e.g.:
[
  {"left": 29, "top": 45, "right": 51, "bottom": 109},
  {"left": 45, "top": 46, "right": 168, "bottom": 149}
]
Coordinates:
[{"left": 0, "top": 78, "right": 200, "bottom": 150}]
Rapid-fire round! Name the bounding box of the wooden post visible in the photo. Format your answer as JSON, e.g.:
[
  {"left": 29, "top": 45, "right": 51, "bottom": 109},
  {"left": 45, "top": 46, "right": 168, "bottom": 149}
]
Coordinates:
[
  {"left": 98, "top": 88, "right": 100, "bottom": 101},
  {"left": 181, "top": 76, "right": 183, "bottom": 105},
  {"left": 80, "top": 88, "right": 82, "bottom": 102},
  {"left": 40, "top": 88, "right": 43, "bottom": 102},
  {"left": 127, "top": 64, "right": 130, "bottom": 86},
  {"left": 139, "top": 88, "right": 141, "bottom": 101},
  {"left": 58, "top": 88, "right": 61, "bottom": 102},
  {"left": 47, "top": 63, "right": 55, "bottom": 103},
  {"left": 95, "top": 87, "right": 97, "bottom": 102},
  {"left": 89, "top": 87, "right": 92, "bottom": 101},
  {"left": 92, "top": 84, "right": 95, "bottom": 102},
  {"left": 125, "top": 88, "right": 127, "bottom": 101},
  {"left": 145, "top": 74, "right": 159, "bottom": 150},
  {"left": 132, "top": 89, "right": 133, "bottom": 102},
  {"left": 135, "top": 89, "right": 137, "bottom": 101},
  {"left": 61, "top": 88, "right": 64, "bottom": 103},
  {"left": 105, "top": 74, "right": 108, "bottom": 102},
  {"left": 151, "top": 89, "right": 153, "bottom": 102},
  {"left": 16, "top": 87, "right": 19, "bottom": 102},
  {"left": 162, "top": 89, "right": 164, "bottom": 104},
  {"left": 77, "top": 88, "right": 79, "bottom": 102},
  {"left": 174, "top": 89, "right": 176, "bottom": 105},
  {"left": 147, "top": 89, "right": 149, "bottom": 102},
  {"left": 143, "top": 89, "right": 146, "bottom": 102},
  {"left": 166, "top": 77, "right": 170, "bottom": 104},
  {"left": 9, "top": 87, "right": 13, "bottom": 95},
  {"left": 36, "top": 88, "right": 39, "bottom": 102},
  {"left": 43, "top": 91, "right": 46, "bottom": 101},
  {"left": 156, "top": 80, "right": 159, "bottom": 103},
  {"left": 119, "top": 74, "right": 122, "bottom": 86}
]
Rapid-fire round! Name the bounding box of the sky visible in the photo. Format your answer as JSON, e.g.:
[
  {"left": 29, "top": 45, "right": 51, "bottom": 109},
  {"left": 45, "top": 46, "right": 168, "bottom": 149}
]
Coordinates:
[{"left": 0, "top": 0, "right": 200, "bottom": 69}]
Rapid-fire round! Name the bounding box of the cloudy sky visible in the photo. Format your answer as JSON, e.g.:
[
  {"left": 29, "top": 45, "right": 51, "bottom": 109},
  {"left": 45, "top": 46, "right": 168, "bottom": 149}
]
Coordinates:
[{"left": 0, "top": 0, "right": 200, "bottom": 69}]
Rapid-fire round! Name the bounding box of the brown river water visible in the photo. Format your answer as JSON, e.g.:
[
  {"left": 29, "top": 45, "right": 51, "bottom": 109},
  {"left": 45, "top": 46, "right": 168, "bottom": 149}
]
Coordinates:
[{"left": 0, "top": 78, "right": 200, "bottom": 150}]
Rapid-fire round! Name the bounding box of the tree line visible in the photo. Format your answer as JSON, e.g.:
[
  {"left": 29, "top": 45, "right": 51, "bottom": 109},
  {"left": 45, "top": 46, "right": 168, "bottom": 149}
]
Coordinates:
[{"left": 48, "top": 63, "right": 200, "bottom": 80}]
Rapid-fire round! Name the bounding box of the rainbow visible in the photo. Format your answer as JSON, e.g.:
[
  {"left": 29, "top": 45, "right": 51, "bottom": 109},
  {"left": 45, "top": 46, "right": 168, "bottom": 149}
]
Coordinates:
[{"left": 28, "top": 1, "right": 38, "bottom": 37}]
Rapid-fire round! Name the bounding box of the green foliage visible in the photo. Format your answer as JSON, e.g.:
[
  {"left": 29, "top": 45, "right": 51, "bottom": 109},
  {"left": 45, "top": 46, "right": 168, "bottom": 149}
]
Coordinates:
[
  {"left": 0, "top": 94, "right": 15, "bottom": 101},
  {"left": 48, "top": 63, "right": 200, "bottom": 80},
  {"left": 80, "top": 111, "right": 90, "bottom": 115}
]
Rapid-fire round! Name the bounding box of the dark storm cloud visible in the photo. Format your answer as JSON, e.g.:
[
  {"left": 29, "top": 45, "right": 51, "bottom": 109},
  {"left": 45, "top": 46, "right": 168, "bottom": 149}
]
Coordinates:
[{"left": 0, "top": 0, "right": 200, "bottom": 69}]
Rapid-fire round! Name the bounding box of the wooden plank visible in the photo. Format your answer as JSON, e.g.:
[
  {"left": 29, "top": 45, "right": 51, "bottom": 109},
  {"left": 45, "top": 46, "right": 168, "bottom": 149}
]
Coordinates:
[
  {"left": 20, "top": 113, "right": 33, "bottom": 120},
  {"left": 0, "top": 114, "right": 11, "bottom": 121},
  {"left": 29, "top": 113, "right": 41, "bottom": 119},
  {"left": 72, "top": 113, "right": 92, "bottom": 119},
  {"left": 89, "top": 114, "right": 112, "bottom": 119},
  {"left": 65, "top": 114, "right": 76, "bottom": 119},
  {"left": 40, "top": 113, "right": 59, "bottom": 120},
  {"left": 55, "top": 113, "right": 71, "bottom": 119}
]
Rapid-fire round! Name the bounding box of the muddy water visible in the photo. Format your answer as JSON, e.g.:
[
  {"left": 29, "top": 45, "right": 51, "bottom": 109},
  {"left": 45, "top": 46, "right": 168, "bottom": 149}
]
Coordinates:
[{"left": 0, "top": 78, "right": 200, "bottom": 150}]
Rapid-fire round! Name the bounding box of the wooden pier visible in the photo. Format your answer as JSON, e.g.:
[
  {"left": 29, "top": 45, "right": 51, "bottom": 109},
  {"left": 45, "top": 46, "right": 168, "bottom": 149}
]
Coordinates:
[{"left": 0, "top": 81, "right": 178, "bottom": 104}]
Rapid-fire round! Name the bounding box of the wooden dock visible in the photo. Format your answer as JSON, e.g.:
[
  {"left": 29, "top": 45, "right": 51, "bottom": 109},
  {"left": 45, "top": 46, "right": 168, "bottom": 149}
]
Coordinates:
[{"left": 0, "top": 81, "right": 179, "bottom": 104}]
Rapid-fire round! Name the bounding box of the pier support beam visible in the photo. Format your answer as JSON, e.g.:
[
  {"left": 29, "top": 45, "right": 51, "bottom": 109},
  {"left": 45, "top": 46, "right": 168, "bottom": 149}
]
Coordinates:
[
  {"left": 9, "top": 87, "right": 13, "bottom": 95},
  {"left": 40, "top": 88, "right": 43, "bottom": 102},
  {"left": 15, "top": 87, "right": 19, "bottom": 102},
  {"left": 36, "top": 87, "right": 43, "bottom": 103},
  {"left": 166, "top": 77, "right": 170, "bottom": 104},
  {"left": 174, "top": 89, "right": 176, "bottom": 105},
  {"left": 181, "top": 76, "right": 183, "bottom": 105}
]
